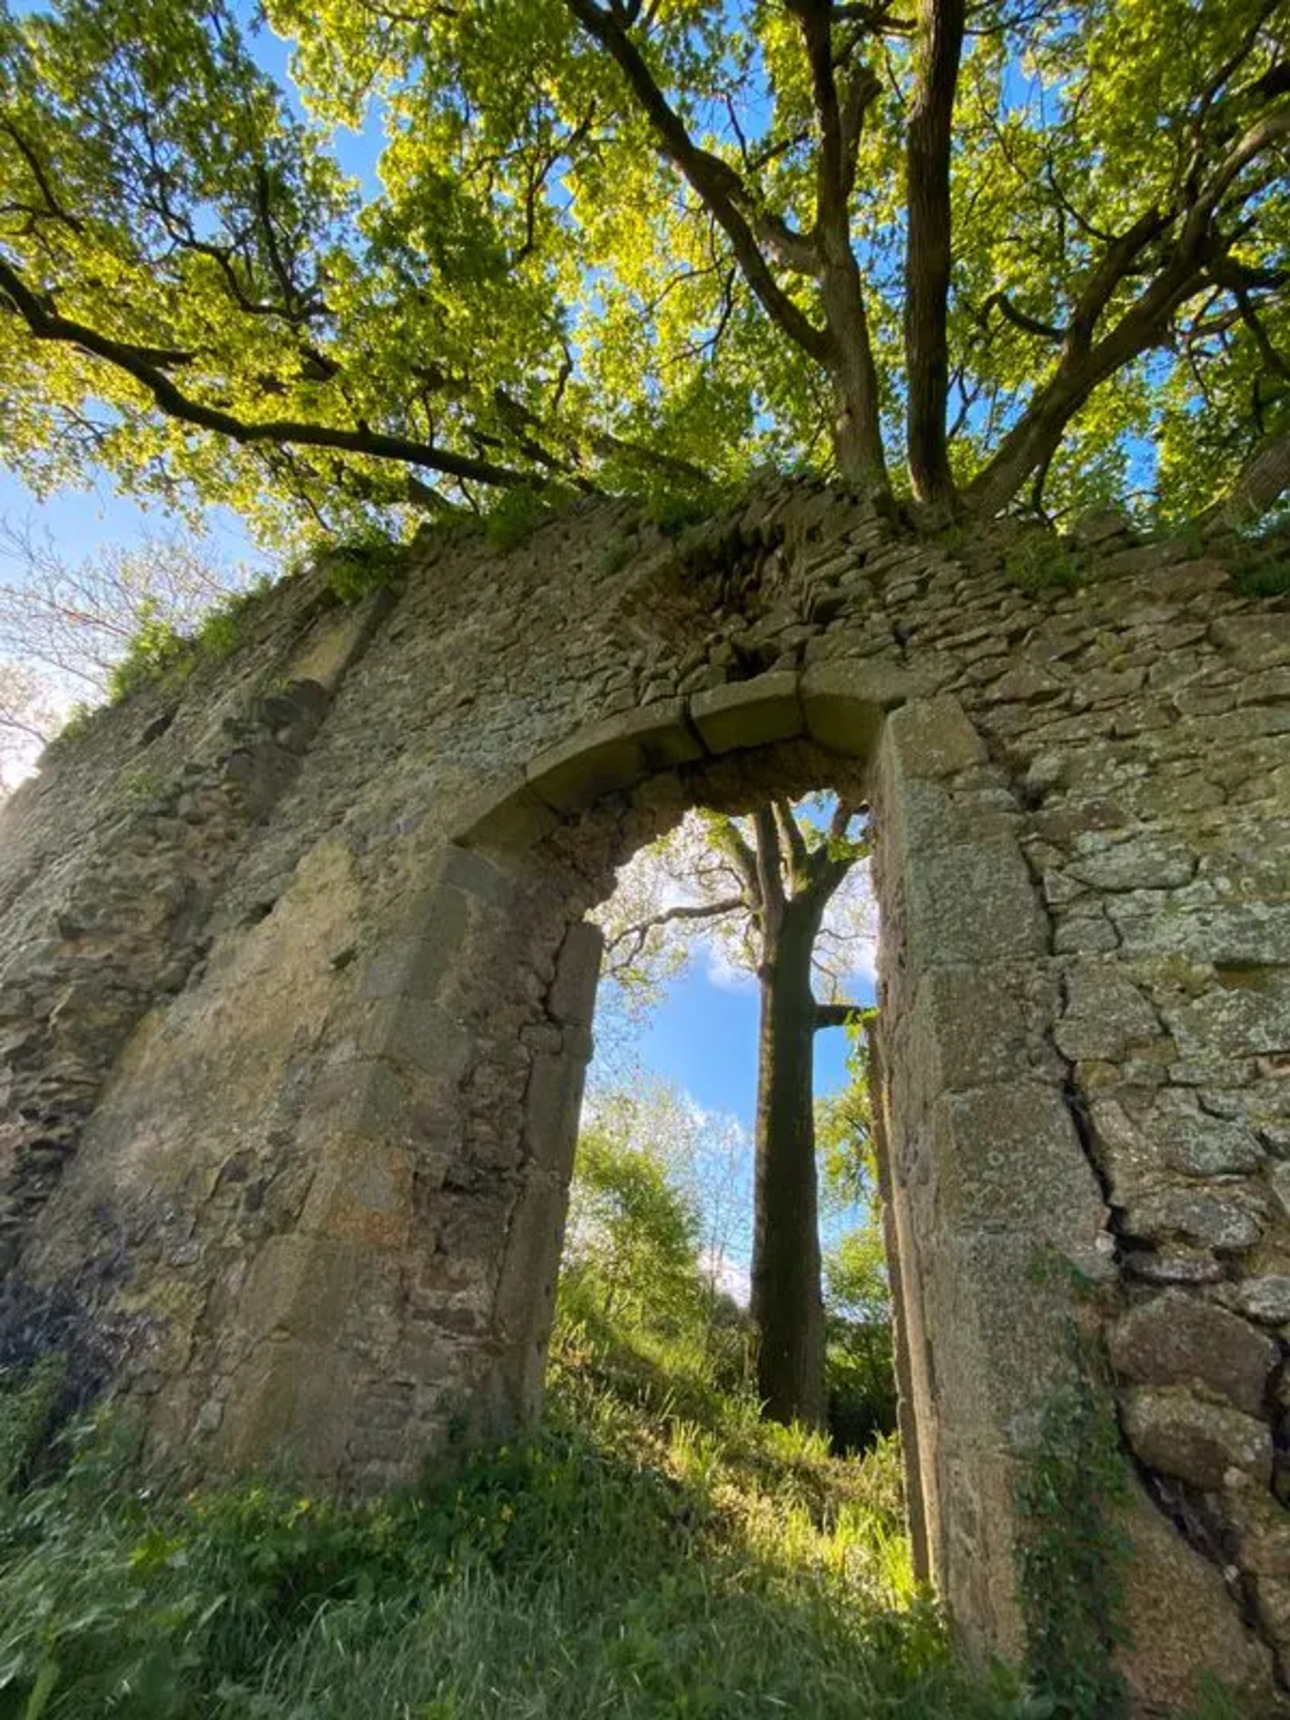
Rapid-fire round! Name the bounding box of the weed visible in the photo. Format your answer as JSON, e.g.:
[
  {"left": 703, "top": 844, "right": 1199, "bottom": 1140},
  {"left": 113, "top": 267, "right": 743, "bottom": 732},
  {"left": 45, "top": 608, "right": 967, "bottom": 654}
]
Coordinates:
[
  {"left": 1004, "top": 532, "right": 1086, "bottom": 594},
  {"left": 484, "top": 486, "right": 556, "bottom": 552},
  {"left": 0, "top": 1320, "right": 1038, "bottom": 1720},
  {"left": 322, "top": 536, "right": 406, "bottom": 601},
  {"left": 1230, "top": 551, "right": 1290, "bottom": 598},
  {"left": 107, "top": 600, "right": 191, "bottom": 700},
  {"left": 121, "top": 766, "right": 166, "bottom": 803},
  {"left": 600, "top": 531, "right": 639, "bottom": 575},
  {"left": 1015, "top": 1337, "right": 1131, "bottom": 1719}
]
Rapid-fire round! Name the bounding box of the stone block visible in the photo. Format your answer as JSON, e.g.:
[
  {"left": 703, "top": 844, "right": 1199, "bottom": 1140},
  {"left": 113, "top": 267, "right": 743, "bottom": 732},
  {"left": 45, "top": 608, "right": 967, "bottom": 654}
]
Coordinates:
[
  {"left": 526, "top": 700, "right": 702, "bottom": 813},
  {"left": 1119, "top": 1480, "right": 1277, "bottom": 1713},
  {"left": 1123, "top": 1185, "right": 1265, "bottom": 1251},
  {"left": 1109, "top": 1290, "right": 1278, "bottom": 1414},
  {"left": 1066, "top": 833, "right": 1196, "bottom": 892},
  {"left": 923, "top": 1229, "right": 1097, "bottom": 1449},
  {"left": 930, "top": 1083, "right": 1108, "bottom": 1271},
  {"left": 1147, "top": 1091, "right": 1265, "bottom": 1176},
  {"left": 899, "top": 962, "right": 1050, "bottom": 1093},
  {"left": 902, "top": 835, "right": 1048, "bottom": 968},
  {"left": 1122, "top": 1386, "right": 1272, "bottom": 1489},
  {"left": 449, "top": 773, "right": 561, "bottom": 852},
  {"left": 300, "top": 1141, "right": 414, "bottom": 1248},
  {"left": 1211, "top": 613, "right": 1290, "bottom": 671},
  {"left": 1217, "top": 1276, "right": 1290, "bottom": 1324},
  {"left": 219, "top": 1337, "right": 356, "bottom": 1480},
  {"left": 523, "top": 1047, "right": 588, "bottom": 1176},
  {"left": 1054, "top": 958, "right": 1162, "bottom": 1062},
  {"left": 1167, "top": 971, "right": 1290, "bottom": 1078},
  {"left": 237, "top": 1233, "right": 363, "bottom": 1345},
  {"left": 358, "top": 892, "right": 472, "bottom": 1003},
  {"left": 799, "top": 659, "right": 907, "bottom": 757},
  {"left": 354, "top": 997, "right": 471, "bottom": 1080},
  {"left": 883, "top": 694, "right": 986, "bottom": 780},
  {"left": 287, "top": 590, "right": 392, "bottom": 693},
  {"left": 689, "top": 672, "right": 802, "bottom": 755},
  {"left": 549, "top": 920, "right": 603, "bottom": 1029}
]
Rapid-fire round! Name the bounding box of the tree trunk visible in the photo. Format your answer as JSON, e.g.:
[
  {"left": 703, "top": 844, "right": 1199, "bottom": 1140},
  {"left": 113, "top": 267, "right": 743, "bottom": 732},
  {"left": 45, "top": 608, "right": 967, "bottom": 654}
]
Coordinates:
[{"left": 751, "top": 896, "right": 827, "bottom": 1428}]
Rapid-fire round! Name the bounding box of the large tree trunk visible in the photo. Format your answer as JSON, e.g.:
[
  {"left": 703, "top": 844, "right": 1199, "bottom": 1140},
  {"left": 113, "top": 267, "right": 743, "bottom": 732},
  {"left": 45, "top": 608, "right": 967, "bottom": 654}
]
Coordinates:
[{"left": 751, "top": 896, "right": 827, "bottom": 1429}]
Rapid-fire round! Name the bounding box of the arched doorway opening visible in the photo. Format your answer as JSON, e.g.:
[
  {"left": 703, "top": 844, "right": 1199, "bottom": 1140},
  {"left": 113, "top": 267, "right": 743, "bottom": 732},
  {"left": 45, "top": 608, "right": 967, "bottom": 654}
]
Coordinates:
[{"left": 284, "top": 664, "right": 1103, "bottom": 1668}]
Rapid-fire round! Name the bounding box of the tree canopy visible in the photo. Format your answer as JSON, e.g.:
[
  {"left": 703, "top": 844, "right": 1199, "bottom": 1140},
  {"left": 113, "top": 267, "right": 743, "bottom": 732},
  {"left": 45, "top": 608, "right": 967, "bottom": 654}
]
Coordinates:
[{"left": 0, "top": 0, "right": 1286, "bottom": 542}]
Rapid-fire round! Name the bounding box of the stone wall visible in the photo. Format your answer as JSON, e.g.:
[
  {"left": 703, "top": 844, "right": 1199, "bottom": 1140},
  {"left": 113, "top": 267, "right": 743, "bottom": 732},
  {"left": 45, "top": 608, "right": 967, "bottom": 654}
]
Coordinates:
[{"left": 1, "top": 482, "right": 1288, "bottom": 1712}]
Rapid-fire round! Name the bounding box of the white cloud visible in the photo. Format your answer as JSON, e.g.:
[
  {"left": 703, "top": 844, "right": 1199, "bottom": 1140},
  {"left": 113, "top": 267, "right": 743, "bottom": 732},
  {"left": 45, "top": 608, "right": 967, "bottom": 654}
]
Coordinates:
[
  {"left": 702, "top": 937, "right": 757, "bottom": 993},
  {"left": 702, "top": 1248, "right": 751, "bottom": 1307}
]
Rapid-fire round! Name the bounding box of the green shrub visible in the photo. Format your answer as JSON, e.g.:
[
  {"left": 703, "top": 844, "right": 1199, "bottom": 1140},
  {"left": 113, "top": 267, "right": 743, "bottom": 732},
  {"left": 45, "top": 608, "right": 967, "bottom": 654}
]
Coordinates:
[
  {"left": 107, "top": 600, "right": 191, "bottom": 700},
  {"left": 481, "top": 487, "right": 553, "bottom": 552},
  {"left": 1004, "top": 532, "right": 1085, "bottom": 593},
  {"left": 321, "top": 536, "right": 406, "bottom": 601},
  {"left": 1015, "top": 1368, "right": 1132, "bottom": 1719}
]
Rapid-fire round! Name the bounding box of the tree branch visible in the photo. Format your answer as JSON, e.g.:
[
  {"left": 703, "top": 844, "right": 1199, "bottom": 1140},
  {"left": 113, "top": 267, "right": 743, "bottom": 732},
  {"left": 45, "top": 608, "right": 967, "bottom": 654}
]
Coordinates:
[
  {"left": 977, "top": 291, "right": 1064, "bottom": 344},
  {"left": 903, "top": 0, "right": 966, "bottom": 507},
  {"left": 602, "top": 893, "right": 747, "bottom": 971},
  {"left": 814, "top": 999, "right": 866, "bottom": 1030},
  {"left": 964, "top": 109, "right": 1290, "bottom": 518},
  {"left": 786, "top": 0, "right": 890, "bottom": 493},
  {"left": 0, "top": 257, "right": 534, "bottom": 491},
  {"left": 562, "top": 0, "right": 830, "bottom": 363}
]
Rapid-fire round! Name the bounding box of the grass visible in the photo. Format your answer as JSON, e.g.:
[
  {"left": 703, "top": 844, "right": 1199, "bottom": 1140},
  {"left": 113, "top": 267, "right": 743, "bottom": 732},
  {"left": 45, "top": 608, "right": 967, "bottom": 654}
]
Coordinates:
[{"left": 0, "top": 1317, "right": 1046, "bottom": 1720}]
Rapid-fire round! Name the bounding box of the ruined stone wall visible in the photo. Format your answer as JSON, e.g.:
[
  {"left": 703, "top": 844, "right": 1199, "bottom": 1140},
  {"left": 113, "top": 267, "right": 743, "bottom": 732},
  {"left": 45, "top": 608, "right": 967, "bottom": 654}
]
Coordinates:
[{"left": 1, "top": 482, "right": 1288, "bottom": 1713}]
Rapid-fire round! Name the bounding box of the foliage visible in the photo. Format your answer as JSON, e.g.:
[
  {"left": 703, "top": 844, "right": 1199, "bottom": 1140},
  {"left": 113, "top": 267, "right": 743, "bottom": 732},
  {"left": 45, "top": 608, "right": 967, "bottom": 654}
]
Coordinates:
[
  {"left": 1003, "top": 534, "right": 1087, "bottom": 596},
  {"left": 0, "top": 1324, "right": 1040, "bottom": 1720},
  {"left": 566, "top": 1080, "right": 898, "bottom": 1457},
  {"left": 105, "top": 578, "right": 277, "bottom": 701},
  {"left": 1014, "top": 1349, "right": 1132, "bottom": 1719},
  {"left": 104, "top": 599, "right": 190, "bottom": 699},
  {"left": 597, "top": 801, "right": 874, "bottom": 1014},
  {"left": 319, "top": 535, "right": 407, "bottom": 602},
  {"left": 1226, "top": 529, "right": 1290, "bottom": 597},
  {"left": 482, "top": 486, "right": 558, "bottom": 553},
  {"left": 1, "top": 0, "right": 1285, "bottom": 537},
  {"left": 561, "top": 1123, "right": 707, "bottom": 1335}
]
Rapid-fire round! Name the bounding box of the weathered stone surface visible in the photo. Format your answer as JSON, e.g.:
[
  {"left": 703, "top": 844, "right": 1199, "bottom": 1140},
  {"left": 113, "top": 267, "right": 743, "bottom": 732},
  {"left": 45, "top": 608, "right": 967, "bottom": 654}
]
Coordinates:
[
  {"left": 1055, "top": 959, "right": 1162, "bottom": 1062},
  {"left": 799, "top": 658, "right": 918, "bottom": 756},
  {"left": 689, "top": 672, "right": 803, "bottom": 755},
  {"left": 1119, "top": 1481, "right": 1277, "bottom": 1715},
  {"left": 1123, "top": 1186, "right": 1265, "bottom": 1251},
  {"left": 883, "top": 694, "right": 986, "bottom": 780},
  {"left": 1217, "top": 1275, "right": 1290, "bottom": 1325},
  {"left": 1066, "top": 834, "right": 1196, "bottom": 892},
  {"left": 1122, "top": 1386, "right": 1273, "bottom": 1489},
  {"left": 527, "top": 700, "right": 702, "bottom": 811},
  {"left": 1166, "top": 972, "right": 1290, "bottom": 1079},
  {"left": 901, "top": 835, "right": 1048, "bottom": 968},
  {"left": 1109, "top": 1290, "right": 1278, "bottom": 1414},
  {"left": 932, "top": 1082, "right": 1107, "bottom": 1269},
  {"left": 3, "top": 485, "right": 1288, "bottom": 1705}
]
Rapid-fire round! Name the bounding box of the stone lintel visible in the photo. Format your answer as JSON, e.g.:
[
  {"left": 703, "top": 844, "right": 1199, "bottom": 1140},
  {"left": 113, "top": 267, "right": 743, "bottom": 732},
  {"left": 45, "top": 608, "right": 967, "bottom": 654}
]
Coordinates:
[
  {"left": 526, "top": 699, "right": 702, "bottom": 812},
  {"left": 689, "top": 672, "right": 802, "bottom": 754}
]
